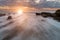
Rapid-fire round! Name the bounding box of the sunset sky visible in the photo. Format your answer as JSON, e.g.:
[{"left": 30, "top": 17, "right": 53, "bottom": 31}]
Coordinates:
[{"left": 0, "top": 0, "right": 60, "bottom": 8}]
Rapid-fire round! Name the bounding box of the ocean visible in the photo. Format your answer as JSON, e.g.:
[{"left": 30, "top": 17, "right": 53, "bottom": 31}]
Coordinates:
[{"left": 0, "top": 10, "right": 60, "bottom": 40}]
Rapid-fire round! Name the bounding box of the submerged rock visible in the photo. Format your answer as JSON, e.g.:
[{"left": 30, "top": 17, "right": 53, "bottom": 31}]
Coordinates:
[
  {"left": 53, "top": 17, "right": 60, "bottom": 22},
  {"left": 40, "top": 12, "right": 53, "bottom": 17}
]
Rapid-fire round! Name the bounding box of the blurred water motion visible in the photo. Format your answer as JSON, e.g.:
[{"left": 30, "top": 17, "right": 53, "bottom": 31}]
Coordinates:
[{"left": 0, "top": 11, "right": 60, "bottom": 40}]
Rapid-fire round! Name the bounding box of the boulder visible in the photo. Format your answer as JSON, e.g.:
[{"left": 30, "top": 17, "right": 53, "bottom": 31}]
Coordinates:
[
  {"left": 7, "top": 16, "right": 12, "bottom": 20},
  {"left": 36, "top": 13, "right": 41, "bottom": 15},
  {"left": 55, "top": 9, "right": 60, "bottom": 17}
]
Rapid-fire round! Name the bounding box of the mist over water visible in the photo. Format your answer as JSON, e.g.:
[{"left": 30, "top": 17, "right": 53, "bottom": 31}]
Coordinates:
[{"left": 0, "top": 9, "right": 60, "bottom": 40}]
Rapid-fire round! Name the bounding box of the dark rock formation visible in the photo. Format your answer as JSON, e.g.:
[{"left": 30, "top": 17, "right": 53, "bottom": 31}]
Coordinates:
[
  {"left": 36, "top": 13, "right": 41, "bottom": 15},
  {"left": 7, "top": 16, "right": 12, "bottom": 20},
  {"left": 53, "top": 9, "right": 60, "bottom": 22},
  {"left": 40, "top": 12, "right": 53, "bottom": 17},
  {"left": 36, "top": 12, "right": 53, "bottom": 17},
  {"left": 36, "top": 9, "right": 60, "bottom": 22},
  {"left": 55, "top": 9, "right": 60, "bottom": 17},
  {"left": 0, "top": 14, "right": 5, "bottom": 17}
]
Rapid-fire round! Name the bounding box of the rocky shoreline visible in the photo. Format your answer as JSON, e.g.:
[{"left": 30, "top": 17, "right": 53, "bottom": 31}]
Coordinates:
[{"left": 36, "top": 9, "right": 60, "bottom": 22}]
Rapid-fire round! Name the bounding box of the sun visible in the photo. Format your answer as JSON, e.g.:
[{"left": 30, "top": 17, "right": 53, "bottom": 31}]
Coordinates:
[{"left": 17, "top": 9, "right": 23, "bottom": 15}]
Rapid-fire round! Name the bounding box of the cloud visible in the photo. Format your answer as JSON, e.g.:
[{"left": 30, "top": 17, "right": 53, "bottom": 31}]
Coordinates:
[{"left": 0, "top": 0, "right": 60, "bottom": 8}]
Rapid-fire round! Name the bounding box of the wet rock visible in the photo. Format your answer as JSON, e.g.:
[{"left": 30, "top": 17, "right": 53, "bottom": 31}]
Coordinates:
[
  {"left": 7, "top": 16, "right": 12, "bottom": 20},
  {"left": 40, "top": 12, "right": 52, "bottom": 17},
  {"left": 55, "top": 9, "right": 60, "bottom": 17},
  {"left": 36, "top": 9, "right": 60, "bottom": 22},
  {"left": 36, "top": 12, "right": 54, "bottom": 17},
  {"left": 0, "top": 14, "right": 5, "bottom": 17},
  {"left": 36, "top": 13, "right": 41, "bottom": 15},
  {"left": 52, "top": 9, "right": 60, "bottom": 22}
]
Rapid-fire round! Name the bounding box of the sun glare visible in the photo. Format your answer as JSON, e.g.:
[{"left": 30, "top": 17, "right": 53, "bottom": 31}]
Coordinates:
[{"left": 17, "top": 9, "right": 23, "bottom": 15}]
